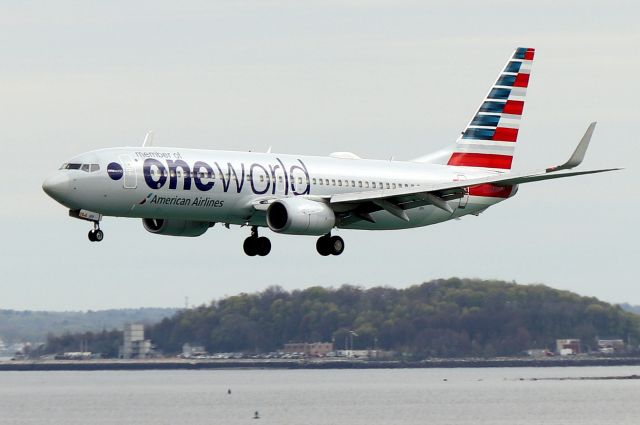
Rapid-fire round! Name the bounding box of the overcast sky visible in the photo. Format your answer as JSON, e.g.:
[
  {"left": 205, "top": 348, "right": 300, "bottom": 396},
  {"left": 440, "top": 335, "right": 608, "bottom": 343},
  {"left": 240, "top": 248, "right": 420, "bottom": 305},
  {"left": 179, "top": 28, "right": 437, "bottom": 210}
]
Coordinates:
[{"left": 1, "top": 0, "right": 638, "bottom": 311}]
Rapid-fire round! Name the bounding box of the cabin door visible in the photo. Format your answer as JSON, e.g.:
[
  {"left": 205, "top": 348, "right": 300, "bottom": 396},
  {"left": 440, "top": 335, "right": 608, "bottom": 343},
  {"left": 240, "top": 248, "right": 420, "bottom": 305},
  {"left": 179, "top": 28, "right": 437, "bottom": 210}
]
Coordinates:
[{"left": 119, "top": 155, "right": 137, "bottom": 189}]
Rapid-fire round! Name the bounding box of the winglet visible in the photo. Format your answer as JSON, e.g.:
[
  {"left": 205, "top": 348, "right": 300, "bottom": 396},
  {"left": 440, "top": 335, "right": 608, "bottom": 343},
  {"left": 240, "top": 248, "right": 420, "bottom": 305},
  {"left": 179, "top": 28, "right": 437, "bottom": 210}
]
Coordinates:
[
  {"left": 142, "top": 131, "right": 154, "bottom": 147},
  {"left": 546, "top": 122, "right": 596, "bottom": 172}
]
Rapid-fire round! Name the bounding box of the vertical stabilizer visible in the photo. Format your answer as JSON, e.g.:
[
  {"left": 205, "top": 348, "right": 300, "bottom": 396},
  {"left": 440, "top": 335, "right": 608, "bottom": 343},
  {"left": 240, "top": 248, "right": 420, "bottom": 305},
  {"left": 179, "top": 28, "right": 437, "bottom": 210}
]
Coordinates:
[{"left": 447, "top": 47, "right": 535, "bottom": 170}]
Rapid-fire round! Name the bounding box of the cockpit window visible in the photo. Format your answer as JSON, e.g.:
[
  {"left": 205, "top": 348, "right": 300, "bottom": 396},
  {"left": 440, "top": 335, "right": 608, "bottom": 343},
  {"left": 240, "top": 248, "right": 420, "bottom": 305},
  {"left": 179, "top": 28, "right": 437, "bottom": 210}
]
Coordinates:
[{"left": 60, "top": 163, "right": 100, "bottom": 172}]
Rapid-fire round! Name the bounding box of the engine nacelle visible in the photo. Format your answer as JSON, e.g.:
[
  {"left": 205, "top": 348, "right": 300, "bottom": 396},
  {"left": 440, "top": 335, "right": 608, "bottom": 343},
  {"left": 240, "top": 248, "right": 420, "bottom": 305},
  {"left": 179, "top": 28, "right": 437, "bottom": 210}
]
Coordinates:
[
  {"left": 142, "top": 218, "right": 211, "bottom": 237},
  {"left": 266, "top": 198, "right": 335, "bottom": 235}
]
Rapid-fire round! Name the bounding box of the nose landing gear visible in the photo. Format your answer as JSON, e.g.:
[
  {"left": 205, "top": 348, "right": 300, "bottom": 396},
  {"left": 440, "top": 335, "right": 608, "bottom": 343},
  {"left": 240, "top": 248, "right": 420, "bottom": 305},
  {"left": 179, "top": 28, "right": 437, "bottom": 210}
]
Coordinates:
[
  {"left": 243, "top": 226, "right": 271, "bottom": 256},
  {"left": 316, "top": 234, "right": 344, "bottom": 256},
  {"left": 88, "top": 222, "right": 104, "bottom": 242}
]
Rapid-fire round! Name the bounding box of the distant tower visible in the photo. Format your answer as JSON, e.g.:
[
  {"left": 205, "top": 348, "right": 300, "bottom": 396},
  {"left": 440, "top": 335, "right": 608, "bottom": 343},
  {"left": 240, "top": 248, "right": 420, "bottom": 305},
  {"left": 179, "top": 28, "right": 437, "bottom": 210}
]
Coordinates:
[{"left": 120, "top": 324, "right": 151, "bottom": 359}]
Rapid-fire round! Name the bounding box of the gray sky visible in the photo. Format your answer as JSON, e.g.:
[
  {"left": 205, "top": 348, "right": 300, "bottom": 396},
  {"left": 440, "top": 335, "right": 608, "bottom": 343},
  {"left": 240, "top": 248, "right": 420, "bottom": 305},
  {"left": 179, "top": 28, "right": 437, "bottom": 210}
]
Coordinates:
[{"left": 1, "top": 0, "right": 638, "bottom": 310}]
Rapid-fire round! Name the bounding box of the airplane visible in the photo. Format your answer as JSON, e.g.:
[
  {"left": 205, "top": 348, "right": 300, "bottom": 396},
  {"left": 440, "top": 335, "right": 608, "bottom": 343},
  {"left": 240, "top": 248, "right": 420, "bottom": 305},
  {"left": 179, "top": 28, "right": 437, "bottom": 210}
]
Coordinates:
[{"left": 42, "top": 47, "right": 618, "bottom": 256}]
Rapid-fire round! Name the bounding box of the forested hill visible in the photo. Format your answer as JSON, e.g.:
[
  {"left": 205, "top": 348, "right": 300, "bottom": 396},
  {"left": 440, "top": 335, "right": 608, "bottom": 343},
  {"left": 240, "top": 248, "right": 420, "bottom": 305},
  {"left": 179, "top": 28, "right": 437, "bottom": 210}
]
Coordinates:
[
  {"left": 620, "top": 303, "right": 640, "bottom": 315},
  {"left": 147, "top": 279, "right": 640, "bottom": 357},
  {"left": 0, "top": 308, "right": 178, "bottom": 343}
]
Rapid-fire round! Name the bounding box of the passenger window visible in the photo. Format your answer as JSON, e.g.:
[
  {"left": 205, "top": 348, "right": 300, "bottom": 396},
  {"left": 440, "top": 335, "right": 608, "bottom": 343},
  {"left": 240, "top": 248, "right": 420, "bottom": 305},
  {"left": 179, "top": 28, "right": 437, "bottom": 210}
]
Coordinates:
[
  {"left": 351, "top": 181, "right": 355, "bottom": 187},
  {"left": 338, "top": 180, "right": 342, "bottom": 186},
  {"left": 279, "top": 176, "right": 283, "bottom": 183},
  {"left": 392, "top": 183, "right": 396, "bottom": 189},
  {"left": 372, "top": 182, "right": 376, "bottom": 188},
  {"left": 365, "top": 182, "right": 370, "bottom": 188},
  {"left": 325, "top": 179, "right": 329, "bottom": 185},
  {"left": 319, "top": 179, "right": 323, "bottom": 186},
  {"left": 312, "top": 178, "right": 317, "bottom": 184},
  {"left": 358, "top": 181, "right": 363, "bottom": 188},
  {"left": 332, "top": 179, "right": 336, "bottom": 186}
]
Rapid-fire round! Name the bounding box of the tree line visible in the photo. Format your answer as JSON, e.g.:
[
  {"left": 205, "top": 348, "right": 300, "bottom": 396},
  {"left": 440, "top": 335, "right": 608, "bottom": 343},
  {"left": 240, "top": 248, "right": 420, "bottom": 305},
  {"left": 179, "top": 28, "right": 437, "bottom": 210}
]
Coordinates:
[
  {"left": 45, "top": 279, "right": 640, "bottom": 358},
  {"left": 1, "top": 308, "right": 177, "bottom": 344}
]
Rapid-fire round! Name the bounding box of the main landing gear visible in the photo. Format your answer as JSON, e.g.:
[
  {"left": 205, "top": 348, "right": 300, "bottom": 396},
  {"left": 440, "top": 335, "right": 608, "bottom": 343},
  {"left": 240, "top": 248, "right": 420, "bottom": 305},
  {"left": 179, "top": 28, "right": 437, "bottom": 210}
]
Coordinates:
[
  {"left": 88, "top": 222, "right": 104, "bottom": 242},
  {"left": 243, "top": 226, "right": 271, "bottom": 256},
  {"left": 316, "top": 234, "right": 344, "bottom": 256},
  {"left": 240, "top": 227, "right": 344, "bottom": 257}
]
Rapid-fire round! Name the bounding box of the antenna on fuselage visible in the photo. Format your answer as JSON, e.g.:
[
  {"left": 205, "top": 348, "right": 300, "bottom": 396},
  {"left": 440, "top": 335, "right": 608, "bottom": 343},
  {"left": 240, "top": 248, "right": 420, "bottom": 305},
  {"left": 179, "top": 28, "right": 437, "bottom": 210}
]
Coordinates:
[{"left": 142, "top": 131, "right": 154, "bottom": 147}]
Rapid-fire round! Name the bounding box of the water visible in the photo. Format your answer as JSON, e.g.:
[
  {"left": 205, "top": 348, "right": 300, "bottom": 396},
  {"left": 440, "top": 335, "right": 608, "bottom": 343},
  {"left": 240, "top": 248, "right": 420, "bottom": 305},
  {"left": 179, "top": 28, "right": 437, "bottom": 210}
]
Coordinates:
[{"left": 1, "top": 366, "right": 639, "bottom": 424}]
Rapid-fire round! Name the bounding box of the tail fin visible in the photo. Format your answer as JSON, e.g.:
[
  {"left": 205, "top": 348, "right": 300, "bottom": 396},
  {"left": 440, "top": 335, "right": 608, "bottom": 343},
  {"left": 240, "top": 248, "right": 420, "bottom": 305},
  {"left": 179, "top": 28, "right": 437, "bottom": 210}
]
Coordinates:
[{"left": 446, "top": 47, "right": 535, "bottom": 170}]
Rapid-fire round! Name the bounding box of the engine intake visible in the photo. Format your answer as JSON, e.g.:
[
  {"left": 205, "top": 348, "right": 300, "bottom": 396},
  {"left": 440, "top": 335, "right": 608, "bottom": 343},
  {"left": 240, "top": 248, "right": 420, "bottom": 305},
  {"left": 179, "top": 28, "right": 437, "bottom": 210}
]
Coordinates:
[
  {"left": 142, "top": 218, "right": 211, "bottom": 237},
  {"left": 266, "top": 198, "right": 335, "bottom": 235}
]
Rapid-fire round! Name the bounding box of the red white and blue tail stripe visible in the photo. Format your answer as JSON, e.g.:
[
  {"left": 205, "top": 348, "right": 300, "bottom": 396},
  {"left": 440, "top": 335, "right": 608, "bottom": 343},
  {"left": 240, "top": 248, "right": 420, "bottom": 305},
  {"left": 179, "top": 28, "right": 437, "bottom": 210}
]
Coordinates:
[{"left": 447, "top": 47, "right": 535, "bottom": 170}]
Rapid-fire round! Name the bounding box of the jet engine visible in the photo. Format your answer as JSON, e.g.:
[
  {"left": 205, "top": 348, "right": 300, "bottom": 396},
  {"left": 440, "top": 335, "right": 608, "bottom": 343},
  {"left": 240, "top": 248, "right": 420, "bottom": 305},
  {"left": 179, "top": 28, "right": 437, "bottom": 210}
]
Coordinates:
[
  {"left": 266, "top": 198, "right": 335, "bottom": 235},
  {"left": 142, "top": 218, "right": 211, "bottom": 237}
]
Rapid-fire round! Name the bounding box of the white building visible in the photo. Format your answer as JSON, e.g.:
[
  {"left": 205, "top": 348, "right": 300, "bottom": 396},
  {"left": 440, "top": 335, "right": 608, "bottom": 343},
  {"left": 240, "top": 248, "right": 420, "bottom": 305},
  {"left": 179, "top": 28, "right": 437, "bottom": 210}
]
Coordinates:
[{"left": 120, "top": 324, "right": 152, "bottom": 359}]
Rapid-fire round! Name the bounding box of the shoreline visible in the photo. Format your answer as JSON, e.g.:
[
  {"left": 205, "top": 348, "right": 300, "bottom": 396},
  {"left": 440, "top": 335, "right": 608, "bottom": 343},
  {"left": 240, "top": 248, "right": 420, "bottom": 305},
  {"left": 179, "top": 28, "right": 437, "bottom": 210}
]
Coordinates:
[{"left": 3, "top": 357, "right": 640, "bottom": 371}]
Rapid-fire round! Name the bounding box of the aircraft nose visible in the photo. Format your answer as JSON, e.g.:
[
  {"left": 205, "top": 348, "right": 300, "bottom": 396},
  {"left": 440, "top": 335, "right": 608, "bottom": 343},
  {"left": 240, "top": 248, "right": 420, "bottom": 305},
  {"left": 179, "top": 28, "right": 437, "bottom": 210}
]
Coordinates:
[{"left": 42, "top": 173, "right": 71, "bottom": 203}]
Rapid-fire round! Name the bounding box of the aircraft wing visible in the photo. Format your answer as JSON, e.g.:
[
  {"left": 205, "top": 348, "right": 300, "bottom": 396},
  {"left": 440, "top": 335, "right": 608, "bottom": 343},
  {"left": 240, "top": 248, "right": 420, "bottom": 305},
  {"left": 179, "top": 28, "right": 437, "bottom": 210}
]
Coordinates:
[
  {"left": 330, "top": 123, "right": 621, "bottom": 223},
  {"left": 330, "top": 167, "right": 619, "bottom": 222}
]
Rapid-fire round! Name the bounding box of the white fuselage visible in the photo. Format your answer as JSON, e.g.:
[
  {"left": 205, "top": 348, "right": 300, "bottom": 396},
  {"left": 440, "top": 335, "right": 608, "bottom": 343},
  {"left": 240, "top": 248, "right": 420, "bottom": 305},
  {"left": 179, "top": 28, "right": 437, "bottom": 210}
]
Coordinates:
[{"left": 43, "top": 147, "right": 513, "bottom": 231}]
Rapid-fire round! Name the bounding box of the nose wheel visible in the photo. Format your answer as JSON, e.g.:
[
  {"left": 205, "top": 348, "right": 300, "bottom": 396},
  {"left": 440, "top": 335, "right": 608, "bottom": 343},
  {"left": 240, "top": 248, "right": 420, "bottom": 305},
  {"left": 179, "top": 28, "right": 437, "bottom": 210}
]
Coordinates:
[
  {"left": 316, "top": 234, "right": 344, "bottom": 256},
  {"left": 243, "top": 226, "right": 271, "bottom": 256},
  {"left": 88, "top": 222, "right": 104, "bottom": 242}
]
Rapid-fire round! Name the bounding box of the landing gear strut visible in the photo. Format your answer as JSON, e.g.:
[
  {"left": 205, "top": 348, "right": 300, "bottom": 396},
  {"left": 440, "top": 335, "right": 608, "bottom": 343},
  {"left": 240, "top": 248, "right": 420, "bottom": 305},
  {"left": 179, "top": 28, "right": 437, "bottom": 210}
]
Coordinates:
[
  {"left": 243, "top": 226, "right": 271, "bottom": 256},
  {"left": 316, "top": 234, "right": 344, "bottom": 256},
  {"left": 88, "top": 221, "right": 104, "bottom": 242}
]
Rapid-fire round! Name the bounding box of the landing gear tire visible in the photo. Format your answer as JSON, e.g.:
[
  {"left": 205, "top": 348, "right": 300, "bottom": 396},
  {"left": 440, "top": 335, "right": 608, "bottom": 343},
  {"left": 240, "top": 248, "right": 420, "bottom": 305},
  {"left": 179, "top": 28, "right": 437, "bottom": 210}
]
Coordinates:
[
  {"left": 329, "top": 235, "right": 344, "bottom": 256},
  {"left": 243, "top": 237, "right": 258, "bottom": 256},
  {"left": 88, "top": 229, "right": 104, "bottom": 242},
  {"left": 317, "top": 234, "right": 344, "bottom": 256},
  {"left": 256, "top": 237, "right": 271, "bottom": 256},
  {"left": 243, "top": 227, "right": 271, "bottom": 256},
  {"left": 316, "top": 235, "right": 331, "bottom": 256}
]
